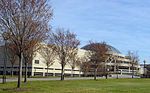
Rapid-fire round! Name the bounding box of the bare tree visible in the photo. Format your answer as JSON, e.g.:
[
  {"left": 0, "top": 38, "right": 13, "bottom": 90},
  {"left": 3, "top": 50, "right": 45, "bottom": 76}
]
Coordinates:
[
  {"left": 113, "top": 56, "right": 120, "bottom": 79},
  {"left": 23, "top": 49, "right": 33, "bottom": 83},
  {"left": 107, "top": 55, "right": 120, "bottom": 79},
  {"left": 7, "top": 45, "right": 17, "bottom": 77},
  {"left": 80, "top": 59, "right": 90, "bottom": 77},
  {"left": 0, "top": 0, "right": 52, "bottom": 88},
  {"left": 83, "top": 42, "right": 108, "bottom": 80},
  {"left": 49, "top": 28, "right": 80, "bottom": 80},
  {"left": 67, "top": 36, "right": 80, "bottom": 77},
  {"left": 1, "top": 32, "right": 9, "bottom": 84},
  {"left": 128, "top": 51, "right": 139, "bottom": 78},
  {"left": 39, "top": 44, "right": 57, "bottom": 77},
  {"left": 23, "top": 43, "right": 41, "bottom": 83},
  {"left": 77, "top": 51, "right": 92, "bottom": 77},
  {"left": 68, "top": 49, "right": 80, "bottom": 77}
]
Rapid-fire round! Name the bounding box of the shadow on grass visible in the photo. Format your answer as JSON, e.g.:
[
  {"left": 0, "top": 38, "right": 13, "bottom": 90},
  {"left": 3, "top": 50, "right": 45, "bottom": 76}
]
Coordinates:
[{"left": 2, "top": 87, "right": 33, "bottom": 92}]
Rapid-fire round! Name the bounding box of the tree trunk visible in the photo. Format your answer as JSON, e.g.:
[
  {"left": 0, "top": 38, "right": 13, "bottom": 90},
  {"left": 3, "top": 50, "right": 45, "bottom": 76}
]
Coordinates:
[
  {"left": 105, "top": 67, "right": 108, "bottom": 79},
  {"left": 11, "top": 64, "right": 14, "bottom": 77},
  {"left": 116, "top": 65, "right": 119, "bottom": 79},
  {"left": 116, "top": 71, "right": 119, "bottom": 79},
  {"left": 24, "top": 62, "right": 28, "bottom": 83},
  {"left": 47, "top": 66, "right": 48, "bottom": 77},
  {"left": 104, "top": 65, "right": 107, "bottom": 79},
  {"left": 79, "top": 68, "right": 81, "bottom": 77},
  {"left": 132, "top": 64, "right": 134, "bottom": 78},
  {"left": 3, "top": 42, "right": 7, "bottom": 84},
  {"left": 71, "top": 67, "right": 74, "bottom": 77},
  {"left": 61, "top": 64, "right": 65, "bottom": 80},
  {"left": 105, "top": 74, "right": 108, "bottom": 79},
  {"left": 17, "top": 53, "right": 23, "bottom": 88},
  {"left": 94, "top": 68, "right": 97, "bottom": 80}
]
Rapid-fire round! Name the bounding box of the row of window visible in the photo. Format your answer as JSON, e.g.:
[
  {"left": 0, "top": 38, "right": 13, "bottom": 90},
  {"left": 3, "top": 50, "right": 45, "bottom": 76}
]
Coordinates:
[
  {"left": 34, "top": 67, "right": 79, "bottom": 71},
  {"left": 0, "top": 67, "right": 32, "bottom": 69}
]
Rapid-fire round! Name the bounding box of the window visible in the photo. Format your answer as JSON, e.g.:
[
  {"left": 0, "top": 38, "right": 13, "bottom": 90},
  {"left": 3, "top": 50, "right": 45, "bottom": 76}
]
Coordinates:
[
  {"left": 34, "top": 67, "right": 43, "bottom": 69},
  {"left": 35, "top": 60, "right": 39, "bottom": 64},
  {"left": 65, "top": 69, "right": 71, "bottom": 71},
  {"left": 45, "top": 68, "right": 53, "bottom": 70},
  {"left": 55, "top": 69, "right": 61, "bottom": 70}
]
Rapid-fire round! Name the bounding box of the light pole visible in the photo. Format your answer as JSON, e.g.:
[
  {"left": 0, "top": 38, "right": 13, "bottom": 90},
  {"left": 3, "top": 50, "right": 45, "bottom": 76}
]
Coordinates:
[{"left": 2, "top": 32, "right": 9, "bottom": 84}]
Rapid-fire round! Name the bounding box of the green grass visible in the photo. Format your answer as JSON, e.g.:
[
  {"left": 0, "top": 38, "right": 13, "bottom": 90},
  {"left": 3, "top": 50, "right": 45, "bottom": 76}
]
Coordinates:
[{"left": 0, "top": 78, "right": 150, "bottom": 93}]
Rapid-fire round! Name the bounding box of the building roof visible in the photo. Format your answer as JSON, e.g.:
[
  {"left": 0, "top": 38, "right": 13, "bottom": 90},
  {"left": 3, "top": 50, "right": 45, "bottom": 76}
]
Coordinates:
[{"left": 81, "top": 43, "right": 121, "bottom": 54}]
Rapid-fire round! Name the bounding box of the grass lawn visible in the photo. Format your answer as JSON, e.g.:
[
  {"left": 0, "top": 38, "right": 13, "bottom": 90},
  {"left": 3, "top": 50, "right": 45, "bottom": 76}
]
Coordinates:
[{"left": 0, "top": 78, "right": 150, "bottom": 93}]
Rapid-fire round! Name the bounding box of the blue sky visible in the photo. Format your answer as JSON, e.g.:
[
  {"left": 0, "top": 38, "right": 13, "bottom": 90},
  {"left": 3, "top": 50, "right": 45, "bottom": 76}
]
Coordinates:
[{"left": 50, "top": 0, "right": 150, "bottom": 63}]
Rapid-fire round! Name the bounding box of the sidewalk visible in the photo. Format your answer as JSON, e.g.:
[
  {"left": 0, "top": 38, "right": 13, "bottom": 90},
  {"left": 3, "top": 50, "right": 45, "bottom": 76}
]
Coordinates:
[{"left": 0, "top": 75, "right": 140, "bottom": 83}]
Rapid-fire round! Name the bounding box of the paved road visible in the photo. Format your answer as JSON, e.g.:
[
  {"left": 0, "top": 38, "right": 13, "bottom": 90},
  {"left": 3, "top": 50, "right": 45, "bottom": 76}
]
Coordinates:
[
  {"left": 0, "top": 75, "right": 140, "bottom": 83},
  {"left": 0, "top": 77, "right": 105, "bottom": 83}
]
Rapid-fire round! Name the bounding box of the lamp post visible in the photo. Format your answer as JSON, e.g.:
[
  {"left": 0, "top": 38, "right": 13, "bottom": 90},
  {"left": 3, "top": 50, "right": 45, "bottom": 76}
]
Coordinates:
[{"left": 2, "top": 32, "right": 9, "bottom": 84}]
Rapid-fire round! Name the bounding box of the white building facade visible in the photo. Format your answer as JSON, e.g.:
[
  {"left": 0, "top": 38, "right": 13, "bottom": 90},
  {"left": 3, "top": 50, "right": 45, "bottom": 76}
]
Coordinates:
[
  {"left": 82, "top": 44, "right": 141, "bottom": 76},
  {"left": 0, "top": 46, "right": 86, "bottom": 77},
  {"left": 0, "top": 44, "right": 141, "bottom": 77}
]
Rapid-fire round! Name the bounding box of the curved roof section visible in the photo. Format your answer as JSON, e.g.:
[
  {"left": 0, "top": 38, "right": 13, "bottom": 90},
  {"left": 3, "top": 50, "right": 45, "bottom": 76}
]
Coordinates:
[
  {"left": 81, "top": 43, "right": 121, "bottom": 54},
  {"left": 106, "top": 45, "right": 121, "bottom": 54}
]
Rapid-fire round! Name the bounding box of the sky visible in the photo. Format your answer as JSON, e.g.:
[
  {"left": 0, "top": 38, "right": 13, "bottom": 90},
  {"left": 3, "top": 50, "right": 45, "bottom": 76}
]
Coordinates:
[{"left": 50, "top": 0, "right": 150, "bottom": 63}]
